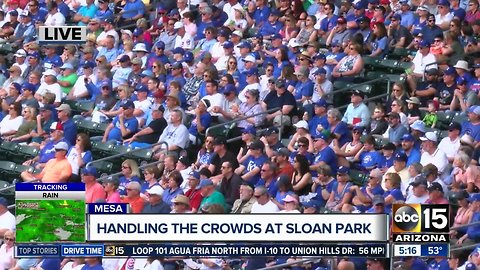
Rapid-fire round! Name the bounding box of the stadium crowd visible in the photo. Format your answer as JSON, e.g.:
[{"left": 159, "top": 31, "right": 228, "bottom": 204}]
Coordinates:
[{"left": 0, "top": 0, "right": 479, "bottom": 268}]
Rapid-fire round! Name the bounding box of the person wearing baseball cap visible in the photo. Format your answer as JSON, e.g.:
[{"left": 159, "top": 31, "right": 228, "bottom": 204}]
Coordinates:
[
  {"left": 235, "top": 140, "right": 267, "bottom": 185},
  {"left": 437, "top": 122, "right": 461, "bottom": 162},
  {"left": 21, "top": 141, "right": 72, "bottom": 183},
  {"left": 400, "top": 133, "right": 421, "bottom": 166},
  {"left": 183, "top": 170, "right": 203, "bottom": 213},
  {"left": 82, "top": 166, "right": 106, "bottom": 203},
  {"left": 420, "top": 131, "right": 448, "bottom": 176},
  {"left": 387, "top": 111, "right": 408, "bottom": 146},
  {"left": 143, "top": 185, "right": 171, "bottom": 214},
  {"left": 342, "top": 89, "right": 369, "bottom": 128},
  {"left": 102, "top": 100, "right": 139, "bottom": 143},
  {"left": 381, "top": 152, "right": 409, "bottom": 192},
  {"left": 405, "top": 175, "right": 429, "bottom": 204}
]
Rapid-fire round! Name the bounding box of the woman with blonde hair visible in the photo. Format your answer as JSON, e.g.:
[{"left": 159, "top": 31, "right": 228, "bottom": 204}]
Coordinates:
[
  {"left": 0, "top": 230, "right": 15, "bottom": 269},
  {"left": 142, "top": 165, "right": 162, "bottom": 193},
  {"left": 118, "top": 159, "right": 141, "bottom": 195},
  {"left": 383, "top": 172, "right": 405, "bottom": 213},
  {"left": 6, "top": 106, "right": 37, "bottom": 142}
]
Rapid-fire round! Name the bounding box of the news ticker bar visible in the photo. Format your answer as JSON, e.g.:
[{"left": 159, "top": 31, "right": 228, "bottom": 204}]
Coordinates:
[
  {"left": 15, "top": 243, "right": 389, "bottom": 258},
  {"left": 393, "top": 244, "right": 449, "bottom": 257}
]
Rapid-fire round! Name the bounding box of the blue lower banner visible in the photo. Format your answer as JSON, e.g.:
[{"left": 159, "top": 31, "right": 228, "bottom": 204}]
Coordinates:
[
  {"left": 16, "top": 243, "right": 389, "bottom": 257},
  {"left": 393, "top": 243, "right": 449, "bottom": 257}
]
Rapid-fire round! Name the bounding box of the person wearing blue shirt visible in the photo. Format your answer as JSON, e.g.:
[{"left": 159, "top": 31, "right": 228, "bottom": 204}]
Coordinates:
[
  {"left": 97, "top": 37, "right": 119, "bottom": 63},
  {"left": 369, "top": 24, "right": 388, "bottom": 58},
  {"left": 259, "top": 9, "right": 283, "bottom": 37},
  {"left": 387, "top": 112, "right": 409, "bottom": 146},
  {"left": 235, "top": 140, "right": 268, "bottom": 185},
  {"left": 35, "top": 123, "right": 70, "bottom": 165},
  {"left": 81, "top": 258, "right": 104, "bottom": 270},
  {"left": 94, "top": 0, "right": 114, "bottom": 21},
  {"left": 346, "top": 2, "right": 365, "bottom": 32},
  {"left": 346, "top": 169, "right": 385, "bottom": 212},
  {"left": 319, "top": 3, "right": 338, "bottom": 35},
  {"left": 294, "top": 67, "right": 314, "bottom": 106},
  {"left": 421, "top": 14, "right": 443, "bottom": 44},
  {"left": 146, "top": 42, "right": 169, "bottom": 68},
  {"left": 311, "top": 133, "right": 337, "bottom": 177},
  {"left": 355, "top": 136, "right": 383, "bottom": 171},
  {"left": 400, "top": 134, "right": 421, "bottom": 166},
  {"left": 461, "top": 106, "right": 480, "bottom": 143},
  {"left": 328, "top": 108, "right": 350, "bottom": 147},
  {"left": 55, "top": 0, "right": 71, "bottom": 20},
  {"left": 312, "top": 168, "right": 336, "bottom": 207},
  {"left": 309, "top": 99, "right": 330, "bottom": 136},
  {"left": 383, "top": 172, "right": 405, "bottom": 214},
  {"left": 162, "top": 171, "right": 184, "bottom": 207},
  {"left": 74, "top": 0, "right": 98, "bottom": 26},
  {"left": 102, "top": 101, "right": 139, "bottom": 143},
  {"left": 188, "top": 99, "right": 212, "bottom": 141},
  {"left": 253, "top": 1, "right": 270, "bottom": 27},
  {"left": 196, "top": 9, "right": 215, "bottom": 41},
  {"left": 427, "top": 258, "right": 450, "bottom": 270},
  {"left": 399, "top": 1, "right": 415, "bottom": 29},
  {"left": 28, "top": 0, "right": 48, "bottom": 24},
  {"left": 55, "top": 104, "right": 78, "bottom": 146},
  {"left": 342, "top": 90, "right": 371, "bottom": 128},
  {"left": 121, "top": 0, "right": 145, "bottom": 23}
]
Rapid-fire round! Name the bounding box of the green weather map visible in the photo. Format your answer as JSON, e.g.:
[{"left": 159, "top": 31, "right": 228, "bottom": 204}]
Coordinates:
[{"left": 16, "top": 200, "right": 86, "bottom": 243}]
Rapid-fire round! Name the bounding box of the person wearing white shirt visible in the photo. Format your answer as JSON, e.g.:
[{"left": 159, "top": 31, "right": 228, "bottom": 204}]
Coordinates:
[
  {"left": 312, "top": 67, "right": 333, "bottom": 104},
  {"left": 202, "top": 80, "right": 226, "bottom": 117},
  {"left": 0, "top": 197, "right": 15, "bottom": 237},
  {"left": 407, "top": 40, "right": 437, "bottom": 94},
  {"left": 405, "top": 176, "right": 429, "bottom": 203},
  {"left": 222, "top": 0, "right": 242, "bottom": 22},
  {"left": 61, "top": 258, "right": 85, "bottom": 270},
  {"left": 12, "top": 49, "right": 29, "bottom": 77},
  {"left": 44, "top": 2, "right": 66, "bottom": 26},
  {"left": 133, "top": 85, "right": 152, "bottom": 127},
  {"left": 67, "top": 61, "right": 97, "bottom": 100},
  {"left": 238, "top": 68, "right": 260, "bottom": 103},
  {"left": 96, "top": 18, "right": 120, "bottom": 47},
  {"left": 155, "top": 109, "right": 189, "bottom": 153},
  {"left": 213, "top": 41, "right": 234, "bottom": 72},
  {"left": 437, "top": 122, "right": 461, "bottom": 163},
  {"left": 420, "top": 132, "right": 449, "bottom": 178},
  {"left": 173, "top": 22, "right": 194, "bottom": 50},
  {"left": 36, "top": 69, "right": 63, "bottom": 105},
  {"left": 250, "top": 186, "right": 280, "bottom": 213}
]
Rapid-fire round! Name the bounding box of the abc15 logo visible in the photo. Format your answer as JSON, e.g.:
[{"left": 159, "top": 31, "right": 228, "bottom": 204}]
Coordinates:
[
  {"left": 105, "top": 245, "right": 125, "bottom": 256},
  {"left": 392, "top": 204, "right": 449, "bottom": 233}
]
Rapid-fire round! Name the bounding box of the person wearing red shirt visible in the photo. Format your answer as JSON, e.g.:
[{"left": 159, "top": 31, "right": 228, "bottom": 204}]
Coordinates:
[
  {"left": 82, "top": 166, "right": 106, "bottom": 203},
  {"left": 184, "top": 171, "right": 203, "bottom": 213},
  {"left": 425, "top": 182, "right": 449, "bottom": 204},
  {"left": 121, "top": 181, "right": 145, "bottom": 213}
]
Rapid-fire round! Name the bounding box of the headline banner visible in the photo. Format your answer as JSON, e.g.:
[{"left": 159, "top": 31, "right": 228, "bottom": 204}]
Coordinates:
[
  {"left": 87, "top": 214, "right": 389, "bottom": 242},
  {"left": 15, "top": 243, "right": 389, "bottom": 258}
]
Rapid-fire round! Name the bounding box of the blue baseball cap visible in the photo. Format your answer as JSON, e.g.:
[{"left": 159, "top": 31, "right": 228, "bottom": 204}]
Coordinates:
[
  {"left": 457, "top": 76, "right": 467, "bottom": 85},
  {"left": 171, "top": 61, "right": 183, "bottom": 69},
  {"left": 11, "top": 82, "right": 21, "bottom": 92},
  {"left": 140, "top": 70, "right": 154, "bottom": 78},
  {"left": 28, "top": 52, "right": 39, "bottom": 59},
  {"left": 302, "top": 200, "right": 321, "bottom": 210},
  {"left": 314, "top": 98, "right": 328, "bottom": 107},
  {"left": 119, "top": 55, "right": 130, "bottom": 62},
  {"left": 353, "top": 126, "right": 364, "bottom": 133},
  {"left": 313, "top": 132, "right": 329, "bottom": 141},
  {"left": 271, "top": 33, "right": 282, "bottom": 40},
  {"left": 82, "top": 61, "right": 95, "bottom": 69},
  {"left": 444, "top": 67, "right": 457, "bottom": 76},
  {"left": 199, "top": 179, "right": 214, "bottom": 188},
  {"left": 121, "top": 100, "right": 135, "bottom": 109},
  {"left": 470, "top": 193, "right": 480, "bottom": 202},
  {"left": 353, "top": 2, "right": 364, "bottom": 9},
  {"left": 368, "top": 0, "right": 379, "bottom": 4},
  {"left": 60, "top": 63, "right": 74, "bottom": 70},
  {"left": 0, "top": 197, "right": 7, "bottom": 207},
  {"left": 418, "top": 40, "right": 430, "bottom": 48},
  {"left": 171, "top": 47, "right": 185, "bottom": 55},
  {"left": 313, "top": 67, "right": 327, "bottom": 75},
  {"left": 438, "top": 0, "right": 450, "bottom": 6},
  {"left": 155, "top": 41, "right": 165, "bottom": 50},
  {"left": 244, "top": 68, "right": 258, "bottom": 77},
  {"left": 392, "top": 14, "right": 401, "bottom": 21},
  {"left": 81, "top": 166, "right": 97, "bottom": 177},
  {"left": 51, "top": 58, "right": 63, "bottom": 68},
  {"left": 313, "top": 53, "right": 326, "bottom": 60},
  {"left": 183, "top": 51, "right": 194, "bottom": 62},
  {"left": 402, "top": 134, "right": 415, "bottom": 141},
  {"left": 242, "top": 126, "right": 256, "bottom": 135},
  {"left": 337, "top": 166, "right": 350, "bottom": 174},
  {"left": 270, "top": 9, "right": 281, "bottom": 16},
  {"left": 223, "top": 41, "right": 234, "bottom": 49},
  {"left": 133, "top": 28, "right": 143, "bottom": 37},
  {"left": 238, "top": 41, "right": 252, "bottom": 49},
  {"left": 135, "top": 84, "right": 149, "bottom": 92},
  {"left": 223, "top": 84, "right": 237, "bottom": 94},
  {"left": 394, "top": 152, "right": 408, "bottom": 162},
  {"left": 188, "top": 170, "right": 201, "bottom": 180},
  {"left": 468, "top": 105, "right": 480, "bottom": 115},
  {"left": 9, "top": 10, "right": 18, "bottom": 16},
  {"left": 21, "top": 83, "right": 36, "bottom": 93}
]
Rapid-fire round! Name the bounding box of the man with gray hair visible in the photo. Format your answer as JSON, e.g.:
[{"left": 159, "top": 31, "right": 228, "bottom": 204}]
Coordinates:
[
  {"left": 231, "top": 182, "right": 256, "bottom": 214},
  {"left": 154, "top": 109, "right": 189, "bottom": 156},
  {"left": 250, "top": 186, "right": 279, "bottom": 213}
]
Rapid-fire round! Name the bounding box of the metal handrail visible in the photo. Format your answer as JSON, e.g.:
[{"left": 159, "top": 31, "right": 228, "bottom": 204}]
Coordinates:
[
  {"left": 86, "top": 141, "right": 168, "bottom": 167},
  {"left": 204, "top": 107, "right": 281, "bottom": 138},
  {"left": 451, "top": 243, "right": 479, "bottom": 252},
  {"left": 330, "top": 77, "right": 386, "bottom": 96},
  {"left": 450, "top": 221, "right": 480, "bottom": 231}
]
